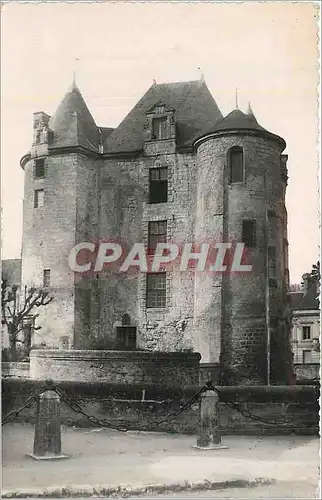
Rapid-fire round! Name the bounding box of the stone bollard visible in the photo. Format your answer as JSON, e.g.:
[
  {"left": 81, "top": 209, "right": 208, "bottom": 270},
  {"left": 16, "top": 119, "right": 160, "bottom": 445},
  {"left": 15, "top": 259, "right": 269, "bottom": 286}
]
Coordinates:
[
  {"left": 194, "top": 388, "right": 228, "bottom": 450},
  {"left": 28, "top": 387, "right": 69, "bottom": 460}
]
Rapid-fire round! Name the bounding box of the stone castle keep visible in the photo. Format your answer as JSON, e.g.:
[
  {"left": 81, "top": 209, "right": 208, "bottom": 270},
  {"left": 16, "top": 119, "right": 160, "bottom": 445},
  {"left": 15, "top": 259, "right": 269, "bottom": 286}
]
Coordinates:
[{"left": 20, "top": 79, "right": 292, "bottom": 384}]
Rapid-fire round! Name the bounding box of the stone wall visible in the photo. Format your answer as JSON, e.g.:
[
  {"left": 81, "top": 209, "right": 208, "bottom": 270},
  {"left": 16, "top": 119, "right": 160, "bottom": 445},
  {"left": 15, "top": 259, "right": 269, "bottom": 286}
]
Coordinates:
[
  {"left": 2, "top": 380, "right": 319, "bottom": 436},
  {"left": 21, "top": 153, "right": 80, "bottom": 348},
  {"left": 96, "top": 151, "right": 197, "bottom": 353},
  {"left": 29, "top": 349, "right": 201, "bottom": 387},
  {"left": 294, "top": 363, "right": 320, "bottom": 381},
  {"left": 195, "top": 134, "right": 290, "bottom": 384},
  {"left": 138, "top": 152, "right": 197, "bottom": 353},
  {"left": 1, "top": 362, "right": 30, "bottom": 379}
]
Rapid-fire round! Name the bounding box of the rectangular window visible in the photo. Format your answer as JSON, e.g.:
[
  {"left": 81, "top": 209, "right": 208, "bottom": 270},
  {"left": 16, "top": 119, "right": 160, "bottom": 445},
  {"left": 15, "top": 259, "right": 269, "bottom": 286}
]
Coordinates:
[
  {"left": 149, "top": 167, "right": 168, "bottom": 204},
  {"left": 152, "top": 117, "right": 167, "bottom": 140},
  {"left": 268, "top": 214, "right": 277, "bottom": 241},
  {"left": 242, "top": 220, "right": 256, "bottom": 247},
  {"left": 268, "top": 246, "right": 277, "bottom": 278},
  {"left": 43, "top": 269, "right": 50, "bottom": 288},
  {"left": 146, "top": 272, "right": 166, "bottom": 308},
  {"left": 148, "top": 220, "right": 167, "bottom": 254},
  {"left": 115, "top": 327, "right": 137, "bottom": 350},
  {"left": 34, "top": 158, "right": 45, "bottom": 179},
  {"left": 34, "top": 189, "right": 44, "bottom": 208},
  {"left": 229, "top": 147, "right": 244, "bottom": 183},
  {"left": 302, "top": 350, "right": 312, "bottom": 364},
  {"left": 302, "top": 326, "right": 311, "bottom": 340}
]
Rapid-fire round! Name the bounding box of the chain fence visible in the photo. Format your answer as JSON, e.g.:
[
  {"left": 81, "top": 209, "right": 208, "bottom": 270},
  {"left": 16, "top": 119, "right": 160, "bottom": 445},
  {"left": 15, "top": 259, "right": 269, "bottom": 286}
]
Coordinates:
[
  {"left": 206, "top": 382, "right": 317, "bottom": 427},
  {"left": 2, "top": 387, "right": 46, "bottom": 425},
  {"left": 2, "top": 381, "right": 317, "bottom": 429}
]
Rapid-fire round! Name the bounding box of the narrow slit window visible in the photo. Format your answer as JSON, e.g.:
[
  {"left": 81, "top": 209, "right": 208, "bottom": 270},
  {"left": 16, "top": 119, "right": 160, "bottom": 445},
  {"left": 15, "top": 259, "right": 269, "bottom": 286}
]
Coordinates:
[
  {"left": 268, "top": 246, "right": 277, "bottom": 278},
  {"left": 34, "top": 189, "right": 44, "bottom": 208},
  {"left": 43, "top": 269, "right": 50, "bottom": 288},
  {"left": 229, "top": 147, "right": 244, "bottom": 183},
  {"left": 242, "top": 219, "right": 256, "bottom": 247},
  {"left": 34, "top": 158, "right": 45, "bottom": 179}
]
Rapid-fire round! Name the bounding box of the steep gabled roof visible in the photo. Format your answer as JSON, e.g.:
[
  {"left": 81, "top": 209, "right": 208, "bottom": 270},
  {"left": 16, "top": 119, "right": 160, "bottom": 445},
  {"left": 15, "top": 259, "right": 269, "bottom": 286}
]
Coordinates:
[
  {"left": 104, "top": 80, "right": 223, "bottom": 153},
  {"left": 49, "top": 82, "right": 99, "bottom": 153}
]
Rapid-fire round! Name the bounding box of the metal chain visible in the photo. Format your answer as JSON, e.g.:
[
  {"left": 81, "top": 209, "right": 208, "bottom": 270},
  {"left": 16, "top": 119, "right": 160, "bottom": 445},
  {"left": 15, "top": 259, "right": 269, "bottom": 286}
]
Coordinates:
[
  {"left": 54, "top": 385, "right": 207, "bottom": 432},
  {"left": 2, "top": 388, "right": 45, "bottom": 425},
  {"left": 207, "top": 383, "right": 313, "bottom": 426},
  {"left": 54, "top": 388, "right": 129, "bottom": 432},
  {"left": 2, "top": 382, "right": 315, "bottom": 429}
]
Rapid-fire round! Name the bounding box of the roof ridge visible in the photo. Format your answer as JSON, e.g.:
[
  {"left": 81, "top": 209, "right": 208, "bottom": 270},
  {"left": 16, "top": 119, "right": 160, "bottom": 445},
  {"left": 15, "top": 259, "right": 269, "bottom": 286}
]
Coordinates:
[{"left": 155, "top": 79, "right": 203, "bottom": 86}]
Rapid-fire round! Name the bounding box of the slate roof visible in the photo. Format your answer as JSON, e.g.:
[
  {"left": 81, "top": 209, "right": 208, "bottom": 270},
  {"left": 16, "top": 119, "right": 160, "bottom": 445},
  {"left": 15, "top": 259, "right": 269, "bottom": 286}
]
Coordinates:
[
  {"left": 211, "top": 109, "right": 266, "bottom": 132},
  {"left": 99, "top": 127, "right": 115, "bottom": 143},
  {"left": 194, "top": 107, "right": 285, "bottom": 148},
  {"left": 104, "top": 80, "right": 223, "bottom": 153},
  {"left": 290, "top": 284, "right": 320, "bottom": 311},
  {"left": 2, "top": 259, "right": 22, "bottom": 287},
  {"left": 49, "top": 82, "right": 100, "bottom": 153}
]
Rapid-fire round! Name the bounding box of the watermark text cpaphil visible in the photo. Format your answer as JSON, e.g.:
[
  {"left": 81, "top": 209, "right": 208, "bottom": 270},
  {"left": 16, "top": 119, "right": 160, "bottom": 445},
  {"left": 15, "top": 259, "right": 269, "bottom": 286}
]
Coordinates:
[{"left": 68, "top": 241, "right": 253, "bottom": 275}]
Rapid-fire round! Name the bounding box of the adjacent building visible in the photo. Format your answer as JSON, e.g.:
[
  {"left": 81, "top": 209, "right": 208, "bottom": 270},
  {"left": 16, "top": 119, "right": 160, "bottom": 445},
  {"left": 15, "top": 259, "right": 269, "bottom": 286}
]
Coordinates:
[{"left": 290, "top": 277, "right": 320, "bottom": 382}]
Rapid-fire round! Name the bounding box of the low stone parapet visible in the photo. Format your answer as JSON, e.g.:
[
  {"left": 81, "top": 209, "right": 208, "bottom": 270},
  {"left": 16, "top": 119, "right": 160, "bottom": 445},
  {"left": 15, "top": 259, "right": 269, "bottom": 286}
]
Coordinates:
[
  {"left": 2, "top": 362, "right": 30, "bottom": 379},
  {"left": 29, "top": 349, "right": 201, "bottom": 387}
]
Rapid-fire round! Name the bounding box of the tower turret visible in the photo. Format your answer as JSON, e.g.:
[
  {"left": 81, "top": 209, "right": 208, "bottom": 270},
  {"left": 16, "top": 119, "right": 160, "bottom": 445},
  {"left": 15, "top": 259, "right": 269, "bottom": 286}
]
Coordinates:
[
  {"left": 21, "top": 81, "right": 101, "bottom": 350},
  {"left": 193, "top": 106, "right": 291, "bottom": 384}
]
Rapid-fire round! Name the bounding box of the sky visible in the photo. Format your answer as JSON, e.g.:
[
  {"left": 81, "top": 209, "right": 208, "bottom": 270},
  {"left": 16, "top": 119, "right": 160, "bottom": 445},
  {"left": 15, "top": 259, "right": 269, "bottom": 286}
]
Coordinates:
[{"left": 1, "top": 1, "right": 320, "bottom": 284}]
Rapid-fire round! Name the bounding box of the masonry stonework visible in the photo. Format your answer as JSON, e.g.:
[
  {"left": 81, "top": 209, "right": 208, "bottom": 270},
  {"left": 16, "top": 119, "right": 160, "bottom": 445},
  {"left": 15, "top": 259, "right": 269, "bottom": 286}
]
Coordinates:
[{"left": 20, "top": 80, "right": 292, "bottom": 384}]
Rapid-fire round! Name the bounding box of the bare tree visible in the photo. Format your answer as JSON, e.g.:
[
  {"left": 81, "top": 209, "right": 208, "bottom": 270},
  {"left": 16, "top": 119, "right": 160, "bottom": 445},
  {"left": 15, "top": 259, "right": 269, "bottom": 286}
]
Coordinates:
[{"left": 1, "top": 280, "right": 53, "bottom": 361}]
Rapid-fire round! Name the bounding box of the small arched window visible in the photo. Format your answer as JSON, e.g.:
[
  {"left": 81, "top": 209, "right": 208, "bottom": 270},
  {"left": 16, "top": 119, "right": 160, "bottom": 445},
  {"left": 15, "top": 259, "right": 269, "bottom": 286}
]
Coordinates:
[
  {"left": 228, "top": 147, "right": 244, "bottom": 183},
  {"left": 122, "top": 314, "right": 131, "bottom": 326}
]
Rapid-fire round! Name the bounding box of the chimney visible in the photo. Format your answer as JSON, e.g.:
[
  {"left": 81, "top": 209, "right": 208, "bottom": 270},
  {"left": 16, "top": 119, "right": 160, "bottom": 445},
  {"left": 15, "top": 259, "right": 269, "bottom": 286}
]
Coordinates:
[
  {"left": 33, "top": 112, "right": 51, "bottom": 129},
  {"left": 302, "top": 273, "right": 317, "bottom": 297},
  {"left": 32, "top": 112, "right": 52, "bottom": 147}
]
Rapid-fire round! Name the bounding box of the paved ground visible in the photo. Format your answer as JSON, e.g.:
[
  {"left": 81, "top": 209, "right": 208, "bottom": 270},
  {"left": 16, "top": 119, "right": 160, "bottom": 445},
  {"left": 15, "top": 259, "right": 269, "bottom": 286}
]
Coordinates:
[{"left": 2, "top": 424, "right": 320, "bottom": 498}]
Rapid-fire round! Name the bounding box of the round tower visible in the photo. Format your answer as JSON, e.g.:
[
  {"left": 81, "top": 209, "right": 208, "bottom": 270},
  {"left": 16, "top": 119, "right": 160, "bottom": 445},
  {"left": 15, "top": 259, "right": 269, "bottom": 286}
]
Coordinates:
[
  {"left": 20, "top": 82, "right": 100, "bottom": 350},
  {"left": 194, "top": 105, "right": 291, "bottom": 384}
]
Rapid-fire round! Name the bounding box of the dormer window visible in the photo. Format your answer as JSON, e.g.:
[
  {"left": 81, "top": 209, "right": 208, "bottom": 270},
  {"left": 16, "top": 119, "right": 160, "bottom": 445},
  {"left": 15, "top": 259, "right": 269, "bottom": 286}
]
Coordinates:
[
  {"left": 144, "top": 102, "right": 176, "bottom": 143},
  {"left": 152, "top": 117, "right": 168, "bottom": 140}
]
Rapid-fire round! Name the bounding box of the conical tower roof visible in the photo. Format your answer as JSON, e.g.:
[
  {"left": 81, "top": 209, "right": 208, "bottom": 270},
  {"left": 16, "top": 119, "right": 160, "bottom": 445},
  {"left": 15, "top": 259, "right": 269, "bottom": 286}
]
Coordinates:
[
  {"left": 210, "top": 108, "right": 266, "bottom": 133},
  {"left": 194, "top": 106, "right": 285, "bottom": 149},
  {"left": 49, "top": 81, "right": 99, "bottom": 152}
]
